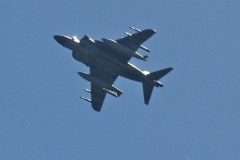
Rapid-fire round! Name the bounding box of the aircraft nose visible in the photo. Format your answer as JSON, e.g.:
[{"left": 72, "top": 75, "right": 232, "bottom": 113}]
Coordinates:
[{"left": 54, "top": 35, "right": 67, "bottom": 46}]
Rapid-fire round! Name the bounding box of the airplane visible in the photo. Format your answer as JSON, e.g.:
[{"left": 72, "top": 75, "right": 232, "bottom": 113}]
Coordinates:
[{"left": 53, "top": 27, "right": 173, "bottom": 112}]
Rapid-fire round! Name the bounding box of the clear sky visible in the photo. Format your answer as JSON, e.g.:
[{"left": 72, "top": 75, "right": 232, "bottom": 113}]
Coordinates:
[{"left": 1, "top": 1, "right": 240, "bottom": 159}]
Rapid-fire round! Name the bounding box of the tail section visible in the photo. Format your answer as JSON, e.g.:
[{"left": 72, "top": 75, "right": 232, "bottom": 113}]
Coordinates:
[
  {"left": 147, "top": 67, "right": 173, "bottom": 81},
  {"left": 142, "top": 67, "right": 173, "bottom": 105},
  {"left": 143, "top": 83, "right": 154, "bottom": 105}
]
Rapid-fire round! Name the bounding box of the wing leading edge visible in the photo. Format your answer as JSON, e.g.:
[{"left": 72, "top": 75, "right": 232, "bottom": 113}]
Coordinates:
[
  {"left": 112, "top": 28, "right": 156, "bottom": 63},
  {"left": 116, "top": 28, "right": 156, "bottom": 52}
]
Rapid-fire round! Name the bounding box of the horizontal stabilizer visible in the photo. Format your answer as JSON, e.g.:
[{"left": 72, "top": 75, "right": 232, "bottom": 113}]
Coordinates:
[
  {"left": 147, "top": 67, "right": 173, "bottom": 80},
  {"left": 142, "top": 67, "right": 173, "bottom": 104},
  {"left": 143, "top": 83, "right": 154, "bottom": 105}
]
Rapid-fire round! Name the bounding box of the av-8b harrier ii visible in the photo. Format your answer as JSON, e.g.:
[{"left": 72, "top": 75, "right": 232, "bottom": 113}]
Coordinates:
[{"left": 54, "top": 27, "right": 173, "bottom": 112}]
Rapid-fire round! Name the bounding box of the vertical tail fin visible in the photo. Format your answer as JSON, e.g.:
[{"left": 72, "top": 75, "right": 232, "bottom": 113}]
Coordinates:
[{"left": 143, "top": 67, "right": 173, "bottom": 105}]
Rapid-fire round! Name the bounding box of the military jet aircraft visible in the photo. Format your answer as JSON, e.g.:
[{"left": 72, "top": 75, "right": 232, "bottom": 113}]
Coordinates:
[{"left": 54, "top": 27, "right": 173, "bottom": 112}]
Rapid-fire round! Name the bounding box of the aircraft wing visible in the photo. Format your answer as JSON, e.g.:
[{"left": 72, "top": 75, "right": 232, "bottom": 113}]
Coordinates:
[
  {"left": 116, "top": 29, "right": 156, "bottom": 52},
  {"left": 90, "top": 67, "right": 118, "bottom": 112},
  {"left": 115, "top": 27, "right": 156, "bottom": 63}
]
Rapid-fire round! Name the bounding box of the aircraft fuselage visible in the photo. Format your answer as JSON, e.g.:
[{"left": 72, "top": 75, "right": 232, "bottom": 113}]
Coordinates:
[
  {"left": 53, "top": 28, "right": 173, "bottom": 111},
  {"left": 54, "top": 35, "right": 150, "bottom": 84}
]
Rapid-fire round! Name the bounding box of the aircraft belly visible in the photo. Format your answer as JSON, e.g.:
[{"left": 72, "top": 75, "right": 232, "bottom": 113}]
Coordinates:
[
  {"left": 97, "top": 58, "right": 143, "bottom": 82},
  {"left": 85, "top": 47, "right": 119, "bottom": 70},
  {"left": 118, "top": 66, "right": 143, "bottom": 82},
  {"left": 84, "top": 47, "right": 145, "bottom": 83},
  {"left": 95, "top": 57, "right": 120, "bottom": 74},
  {"left": 53, "top": 27, "right": 173, "bottom": 112}
]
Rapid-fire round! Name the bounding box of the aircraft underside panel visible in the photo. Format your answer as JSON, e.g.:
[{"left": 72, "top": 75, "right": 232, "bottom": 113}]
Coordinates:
[
  {"left": 91, "top": 84, "right": 107, "bottom": 111},
  {"left": 53, "top": 27, "right": 173, "bottom": 112},
  {"left": 89, "top": 67, "right": 118, "bottom": 111}
]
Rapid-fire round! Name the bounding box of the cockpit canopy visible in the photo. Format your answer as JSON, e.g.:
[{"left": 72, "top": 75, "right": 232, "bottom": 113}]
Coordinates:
[{"left": 71, "top": 36, "right": 80, "bottom": 43}]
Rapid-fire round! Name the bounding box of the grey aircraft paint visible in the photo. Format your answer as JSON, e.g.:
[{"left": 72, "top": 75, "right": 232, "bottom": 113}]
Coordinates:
[{"left": 53, "top": 27, "right": 173, "bottom": 112}]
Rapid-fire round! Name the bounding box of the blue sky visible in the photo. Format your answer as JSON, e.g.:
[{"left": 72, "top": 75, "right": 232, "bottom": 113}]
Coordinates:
[{"left": 1, "top": 1, "right": 240, "bottom": 159}]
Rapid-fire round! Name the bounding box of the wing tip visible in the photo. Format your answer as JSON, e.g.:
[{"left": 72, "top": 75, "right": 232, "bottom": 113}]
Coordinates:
[
  {"left": 92, "top": 103, "right": 102, "bottom": 112},
  {"left": 93, "top": 108, "right": 101, "bottom": 112}
]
